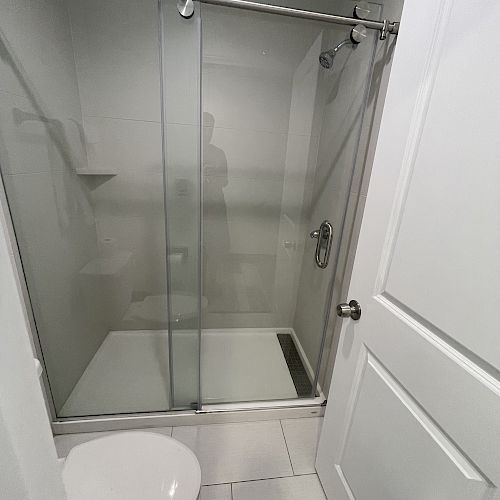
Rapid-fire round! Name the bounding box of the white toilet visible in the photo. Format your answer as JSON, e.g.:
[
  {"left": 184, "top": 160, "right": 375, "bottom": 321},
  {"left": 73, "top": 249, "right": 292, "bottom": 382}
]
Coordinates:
[{"left": 62, "top": 432, "right": 201, "bottom": 499}]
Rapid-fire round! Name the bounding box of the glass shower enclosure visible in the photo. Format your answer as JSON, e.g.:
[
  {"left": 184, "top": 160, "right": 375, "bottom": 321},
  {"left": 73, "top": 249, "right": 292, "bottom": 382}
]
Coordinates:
[{"left": 0, "top": 0, "right": 379, "bottom": 421}]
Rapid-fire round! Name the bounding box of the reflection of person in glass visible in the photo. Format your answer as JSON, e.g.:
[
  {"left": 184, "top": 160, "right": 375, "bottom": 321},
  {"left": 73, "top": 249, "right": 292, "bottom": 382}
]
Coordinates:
[{"left": 203, "top": 112, "right": 230, "bottom": 301}]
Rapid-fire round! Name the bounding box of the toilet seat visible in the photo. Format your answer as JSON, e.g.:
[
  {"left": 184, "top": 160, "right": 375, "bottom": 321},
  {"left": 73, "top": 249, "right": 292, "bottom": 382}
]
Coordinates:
[{"left": 62, "top": 432, "right": 201, "bottom": 500}]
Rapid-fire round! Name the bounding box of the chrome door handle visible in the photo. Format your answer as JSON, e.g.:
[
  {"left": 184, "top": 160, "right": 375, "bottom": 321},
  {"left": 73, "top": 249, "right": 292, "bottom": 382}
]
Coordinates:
[
  {"left": 310, "top": 220, "right": 333, "bottom": 269},
  {"left": 336, "top": 300, "right": 361, "bottom": 320}
]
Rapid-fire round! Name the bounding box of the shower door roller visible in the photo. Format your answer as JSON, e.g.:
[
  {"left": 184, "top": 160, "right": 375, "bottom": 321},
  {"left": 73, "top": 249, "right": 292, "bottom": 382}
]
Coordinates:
[
  {"left": 310, "top": 220, "right": 334, "bottom": 269},
  {"left": 177, "top": 0, "right": 194, "bottom": 18},
  {"left": 336, "top": 300, "right": 362, "bottom": 320}
]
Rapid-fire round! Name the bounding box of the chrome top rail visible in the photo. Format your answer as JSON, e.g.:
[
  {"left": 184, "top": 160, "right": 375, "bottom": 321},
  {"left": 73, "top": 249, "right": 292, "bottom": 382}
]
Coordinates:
[{"left": 179, "top": 0, "right": 399, "bottom": 39}]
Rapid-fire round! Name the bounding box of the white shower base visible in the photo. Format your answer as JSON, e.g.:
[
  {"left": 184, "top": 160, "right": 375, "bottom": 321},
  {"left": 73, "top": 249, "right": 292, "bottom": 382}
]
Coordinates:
[{"left": 60, "top": 329, "right": 311, "bottom": 417}]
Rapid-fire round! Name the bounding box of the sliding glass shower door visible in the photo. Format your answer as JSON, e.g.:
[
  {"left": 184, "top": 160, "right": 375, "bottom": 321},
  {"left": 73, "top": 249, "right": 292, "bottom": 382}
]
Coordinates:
[
  {"left": 0, "top": 0, "right": 204, "bottom": 418},
  {"left": 160, "top": 0, "right": 202, "bottom": 410},
  {"left": 196, "top": 2, "right": 379, "bottom": 405},
  {"left": 0, "top": 0, "right": 380, "bottom": 419}
]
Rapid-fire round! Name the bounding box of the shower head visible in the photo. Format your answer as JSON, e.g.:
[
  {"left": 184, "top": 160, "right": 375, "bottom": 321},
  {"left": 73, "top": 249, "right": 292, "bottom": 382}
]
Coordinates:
[
  {"left": 319, "top": 23, "right": 368, "bottom": 69},
  {"left": 319, "top": 49, "right": 336, "bottom": 69}
]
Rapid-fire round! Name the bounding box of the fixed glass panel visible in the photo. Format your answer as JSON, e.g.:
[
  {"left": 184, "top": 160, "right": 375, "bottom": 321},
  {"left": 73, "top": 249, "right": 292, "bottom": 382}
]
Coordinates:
[
  {"left": 200, "top": 3, "right": 378, "bottom": 404},
  {"left": 0, "top": 0, "right": 170, "bottom": 416},
  {"left": 160, "top": 0, "right": 202, "bottom": 409}
]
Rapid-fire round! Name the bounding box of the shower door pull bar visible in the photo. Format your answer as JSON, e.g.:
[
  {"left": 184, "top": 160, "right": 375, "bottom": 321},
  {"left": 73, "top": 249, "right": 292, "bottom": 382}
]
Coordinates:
[
  {"left": 192, "top": 0, "right": 399, "bottom": 39},
  {"left": 310, "top": 220, "right": 334, "bottom": 269}
]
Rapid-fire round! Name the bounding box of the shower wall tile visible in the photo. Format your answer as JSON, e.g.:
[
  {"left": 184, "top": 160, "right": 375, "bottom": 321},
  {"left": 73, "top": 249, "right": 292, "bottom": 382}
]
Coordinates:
[
  {"left": 203, "top": 65, "right": 292, "bottom": 133},
  {"left": 0, "top": 93, "right": 86, "bottom": 175},
  {"left": 67, "top": 0, "right": 167, "bottom": 328},
  {"left": 95, "top": 215, "right": 167, "bottom": 297},
  {"left": 83, "top": 117, "right": 162, "bottom": 175},
  {"left": 92, "top": 172, "right": 164, "bottom": 218},
  {"left": 0, "top": 0, "right": 85, "bottom": 120},
  {"left": 209, "top": 127, "right": 287, "bottom": 181},
  {"left": 3, "top": 171, "right": 106, "bottom": 408},
  {"left": 67, "top": 0, "right": 161, "bottom": 122},
  {"left": 0, "top": 0, "right": 109, "bottom": 412}
]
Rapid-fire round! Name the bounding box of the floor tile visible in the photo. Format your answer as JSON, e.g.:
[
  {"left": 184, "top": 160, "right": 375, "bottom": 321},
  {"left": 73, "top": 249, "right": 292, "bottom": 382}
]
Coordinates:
[
  {"left": 281, "top": 417, "right": 323, "bottom": 474},
  {"left": 172, "top": 421, "right": 293, "bottom": 485},
  {"left": 200, "top": 484, "right": 232, "bottom": 500},
  {"left": 54, "top": 427, "right": 172, "bottom": 458},
  {"left": 232, "top": 474, "right": 326, "bottom": 500}
]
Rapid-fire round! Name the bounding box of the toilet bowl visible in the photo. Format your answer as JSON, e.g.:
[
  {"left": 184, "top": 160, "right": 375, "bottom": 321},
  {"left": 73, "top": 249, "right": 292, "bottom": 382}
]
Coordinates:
[{"left": 62, "top": 432, "right": 201, "bottom": 500}]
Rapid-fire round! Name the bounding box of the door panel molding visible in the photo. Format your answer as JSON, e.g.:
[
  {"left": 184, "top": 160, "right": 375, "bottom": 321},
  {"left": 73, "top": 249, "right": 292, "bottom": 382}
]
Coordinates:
[
  {"left": 374, "top": 0, "right": 453, "bottom": 296},
  {"left": 377, "top": 292, "right": 500, "bottom": 383}
]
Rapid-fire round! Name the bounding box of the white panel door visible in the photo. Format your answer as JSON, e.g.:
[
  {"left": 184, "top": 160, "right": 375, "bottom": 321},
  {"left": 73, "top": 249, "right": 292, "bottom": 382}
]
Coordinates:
[{"left": 316, "top": 0, "right": 500, "bottom": 498}]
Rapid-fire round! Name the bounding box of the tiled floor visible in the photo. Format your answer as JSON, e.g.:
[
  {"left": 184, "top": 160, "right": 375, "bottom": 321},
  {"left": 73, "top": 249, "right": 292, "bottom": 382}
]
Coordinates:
[{"left": 55, "top": 417, "right": 326, "bottom": 500}]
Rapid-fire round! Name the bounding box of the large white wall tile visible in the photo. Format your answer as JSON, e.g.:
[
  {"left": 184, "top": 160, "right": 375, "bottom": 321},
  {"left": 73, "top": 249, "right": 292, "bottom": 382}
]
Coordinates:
[
  {"left": 0, "top": 0, "right": 84, "bottom": 120},
  {"left": 172, "top": 421, "right": 293, "bottom": 484},
  {"left": 3, "top": 170, "right": 107, "bottom": 408},
  {"left": 204, "top": 65, "right": 291, "bottom": 134},
  {"left": 95, "top": 215, "right": 167, "bottom": 297},
  {"left": 67, "top": 0, "right": 161, "bottom": 122},
  {"left": 0, "top": 92, "right": 87, "bottom": 175},
  {"left": 84, "top": 117, "right": 162, "bottom": 175},
  {"left": 0, "top": 0, "right": 113, "bottom": 414},
  {"left": 209, "top": 127, "right": 287, "bottom": 181}
]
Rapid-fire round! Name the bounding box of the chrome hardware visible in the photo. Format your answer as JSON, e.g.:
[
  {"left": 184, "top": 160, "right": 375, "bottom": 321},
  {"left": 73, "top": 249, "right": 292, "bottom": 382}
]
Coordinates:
[
  {"left": 351, "top": 24, "right": 368, "bottom": 44},
  {"left": 380, "top": 19, "right": 390, "bottom": 40},
  {"left": 310, "top": 220, "right": 333, "bottom": 269},
  {"left": 200, "top": 0, "right": 399, "bottom": 39},
  {"left": 354, "top": 2, "right": 371, "bottom": 20},
  {"left": 178, "top": 0, "right": 194, "bottom": 18},
  {"left": 336, "top": 300, "right": 361, "bottom": 320}
]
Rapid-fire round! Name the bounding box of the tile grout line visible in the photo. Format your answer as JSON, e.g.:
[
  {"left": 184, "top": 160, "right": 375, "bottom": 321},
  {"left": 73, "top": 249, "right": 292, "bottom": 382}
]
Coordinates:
[
  {"left": 279, "top": 419, "right": 295, "bottom": 476},
  {"left": 202, "top": 474, "right": 296, "bottom": 488},
  {"left": 230, "top": 482, "right": 233, "bottom": 500},
  {"left": 224, "top": 473, "right": 319, "bottom": 488}
]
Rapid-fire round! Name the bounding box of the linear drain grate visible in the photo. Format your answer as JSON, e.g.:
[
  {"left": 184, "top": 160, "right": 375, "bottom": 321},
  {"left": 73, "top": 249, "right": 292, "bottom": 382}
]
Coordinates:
[{"left": 277, "top": 333, "right": 313, "bottom": 398}]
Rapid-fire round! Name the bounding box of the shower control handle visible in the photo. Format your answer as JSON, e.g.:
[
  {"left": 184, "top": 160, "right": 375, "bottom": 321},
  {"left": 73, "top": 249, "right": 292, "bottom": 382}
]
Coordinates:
[{"left": 336, "top": 300, "right": 362, "bottom": 320}]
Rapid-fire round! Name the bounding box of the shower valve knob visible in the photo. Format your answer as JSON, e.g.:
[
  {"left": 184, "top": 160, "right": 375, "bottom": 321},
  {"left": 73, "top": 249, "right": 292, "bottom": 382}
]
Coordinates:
[{"left": 336, "top": 300, "right": 362, "bottom": 320}]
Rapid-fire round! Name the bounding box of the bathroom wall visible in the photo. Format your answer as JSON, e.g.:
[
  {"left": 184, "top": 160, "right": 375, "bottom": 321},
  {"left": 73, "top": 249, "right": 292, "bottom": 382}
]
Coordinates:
[
  {"left": 0, "top": 0, "right": 109, "bottom": 411},
  {"left": 66, "top": 0, "right": 167, "bottom": 331}
]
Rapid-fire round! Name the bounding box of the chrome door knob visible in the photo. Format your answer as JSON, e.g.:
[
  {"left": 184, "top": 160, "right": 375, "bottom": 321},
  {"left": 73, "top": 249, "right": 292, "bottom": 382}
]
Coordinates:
[{"left": 336, "top": 300, "right": 361, "bottom": 320}]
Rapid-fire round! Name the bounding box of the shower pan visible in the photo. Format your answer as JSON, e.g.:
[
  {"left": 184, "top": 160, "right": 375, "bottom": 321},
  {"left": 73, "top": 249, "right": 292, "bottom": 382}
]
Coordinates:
[{"left": 0, "top": 0, "right": 398, "bottom": 431}]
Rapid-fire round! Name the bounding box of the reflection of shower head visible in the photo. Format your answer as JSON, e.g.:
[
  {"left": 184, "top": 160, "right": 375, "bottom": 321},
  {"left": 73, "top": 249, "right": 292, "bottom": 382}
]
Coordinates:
[
  {"left": 319, "top": 24, "right": 367, "bottom": 69},
  {"left": 319, "top": 41, "right": 349, "bottom": 69}
]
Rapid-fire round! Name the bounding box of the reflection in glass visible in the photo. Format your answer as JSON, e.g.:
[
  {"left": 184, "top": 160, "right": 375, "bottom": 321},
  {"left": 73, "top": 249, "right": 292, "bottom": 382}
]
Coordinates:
[{"left": 200, "top": 5, "right": 378, "bottom": 404}]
